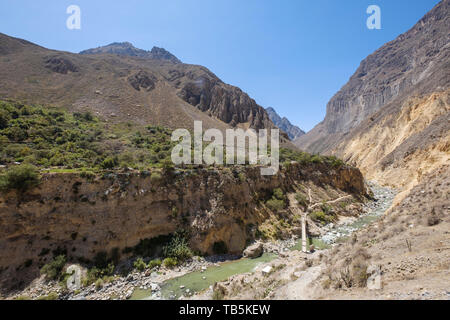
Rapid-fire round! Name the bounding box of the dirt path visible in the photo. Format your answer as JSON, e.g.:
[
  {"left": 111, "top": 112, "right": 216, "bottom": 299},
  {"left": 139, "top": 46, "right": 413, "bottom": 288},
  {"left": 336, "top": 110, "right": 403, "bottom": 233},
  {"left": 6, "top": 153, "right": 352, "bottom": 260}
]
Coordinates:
[{"left": 273, "top": 265, "right": 323, "bottom": 300}]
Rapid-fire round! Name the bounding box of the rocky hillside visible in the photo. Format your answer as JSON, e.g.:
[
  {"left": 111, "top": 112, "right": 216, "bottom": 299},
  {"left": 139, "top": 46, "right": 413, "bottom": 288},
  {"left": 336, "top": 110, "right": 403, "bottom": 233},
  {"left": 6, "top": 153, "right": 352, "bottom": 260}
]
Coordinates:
[
  {"left": 0, "top": 33, "right": 276, "bottom": 133},
  {"left": 80, "top": 42, "right": 181, "bottom": 64},
  {"left": 0, "top": 162, "right": 367, "bottom": 292},
  {"left": 295, "top": 0, "right": 450, "bottom": 198},
  {"left": 266, "top": 107, "right": 305, "bottom": 140}
]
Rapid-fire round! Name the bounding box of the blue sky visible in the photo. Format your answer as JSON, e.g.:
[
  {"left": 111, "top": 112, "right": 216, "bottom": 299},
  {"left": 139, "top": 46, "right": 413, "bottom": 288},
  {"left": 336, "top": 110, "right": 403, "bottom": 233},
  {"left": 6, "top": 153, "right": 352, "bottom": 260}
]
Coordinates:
[{"left": 0, "top": 0, "right": 440, "bottom": 131}]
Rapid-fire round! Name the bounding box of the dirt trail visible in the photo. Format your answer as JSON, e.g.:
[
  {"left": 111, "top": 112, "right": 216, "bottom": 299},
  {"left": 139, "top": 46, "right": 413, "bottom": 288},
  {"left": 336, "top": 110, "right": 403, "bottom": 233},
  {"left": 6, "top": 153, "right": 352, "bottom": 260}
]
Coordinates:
[{"left": 273, "top": 266, "right": 322, "bottom": 300}]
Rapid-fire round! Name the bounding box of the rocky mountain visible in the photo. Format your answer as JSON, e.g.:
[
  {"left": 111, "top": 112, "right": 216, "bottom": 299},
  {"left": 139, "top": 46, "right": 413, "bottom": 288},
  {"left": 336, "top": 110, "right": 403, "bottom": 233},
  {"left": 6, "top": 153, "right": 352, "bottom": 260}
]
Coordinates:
[
  {"left": 266, "top": 107, "right": 305, "bottom": 140},
  {"left": 80, "top": 42, "right": 182, "bottom": 64},
  {"left": 296, "top": 0, "right": 449, "bottom": 198},
  {"left": 0, "top": 33, "right": 279, "bottom": 136}
]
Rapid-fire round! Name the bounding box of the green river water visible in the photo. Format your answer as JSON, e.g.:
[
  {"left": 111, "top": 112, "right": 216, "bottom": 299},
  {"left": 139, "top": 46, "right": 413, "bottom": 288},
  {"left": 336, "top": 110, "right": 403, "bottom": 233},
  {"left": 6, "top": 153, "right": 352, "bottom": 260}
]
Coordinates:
[{"left": 131, "top": 253, "right": 277, "bottom": 300}]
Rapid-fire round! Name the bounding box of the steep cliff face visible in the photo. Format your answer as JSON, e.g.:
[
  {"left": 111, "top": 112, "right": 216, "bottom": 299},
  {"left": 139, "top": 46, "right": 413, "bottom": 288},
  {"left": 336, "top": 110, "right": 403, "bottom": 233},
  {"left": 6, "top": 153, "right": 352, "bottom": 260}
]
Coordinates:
[
  {"left": 336, "top": 90, "right": 450, "bottom": 201},
  {"left": 173, "top": 67, "right": 275, "bottom": 130},
  {"left": 0, "top": 163, "right": 367, "bottom": 290},
  {"left": 296, "top": 0, "right": 450, "bottom": 154},
  {"left": 295, "top": 1, "right": 450, "bottom": 202}
]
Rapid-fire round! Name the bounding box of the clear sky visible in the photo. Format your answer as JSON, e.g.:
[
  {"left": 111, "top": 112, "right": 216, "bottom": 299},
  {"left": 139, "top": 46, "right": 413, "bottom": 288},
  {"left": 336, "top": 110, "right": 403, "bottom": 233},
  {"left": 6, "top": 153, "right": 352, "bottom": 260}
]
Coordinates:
[{"left": 0, "top": 0, "right": 440, "bottom": 131}]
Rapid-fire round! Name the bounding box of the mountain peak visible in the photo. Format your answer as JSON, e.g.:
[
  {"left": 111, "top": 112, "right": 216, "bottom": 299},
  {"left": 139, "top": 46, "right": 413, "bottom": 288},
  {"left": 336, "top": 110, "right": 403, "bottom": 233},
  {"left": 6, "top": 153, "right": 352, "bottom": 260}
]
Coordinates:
[
  {"left": 265, "top": 107, "right": 305, "bottom": 140},
  {"left": 79, "top": 42, "right": 181, "bottom": 64}
]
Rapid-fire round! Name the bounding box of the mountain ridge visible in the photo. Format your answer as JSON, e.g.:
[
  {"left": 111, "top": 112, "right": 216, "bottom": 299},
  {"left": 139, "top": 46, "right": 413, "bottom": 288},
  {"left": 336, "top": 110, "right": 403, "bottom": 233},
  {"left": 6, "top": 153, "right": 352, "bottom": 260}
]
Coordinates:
[
  {"left": 266, "top": 107, "right": 305, "bottom": 140},
  {"left": 79, "top": 42, "right": 182, "bottom": 64},
  {"left": 0, "top": 32, "right": 286, "bottom": 141}
]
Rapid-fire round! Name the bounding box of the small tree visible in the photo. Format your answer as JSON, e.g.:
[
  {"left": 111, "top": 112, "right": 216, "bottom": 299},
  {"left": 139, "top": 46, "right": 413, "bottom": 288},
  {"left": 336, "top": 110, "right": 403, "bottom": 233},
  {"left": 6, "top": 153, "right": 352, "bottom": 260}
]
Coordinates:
[{"left": 0, "top": 164, "right": 40, "bottom": 192}]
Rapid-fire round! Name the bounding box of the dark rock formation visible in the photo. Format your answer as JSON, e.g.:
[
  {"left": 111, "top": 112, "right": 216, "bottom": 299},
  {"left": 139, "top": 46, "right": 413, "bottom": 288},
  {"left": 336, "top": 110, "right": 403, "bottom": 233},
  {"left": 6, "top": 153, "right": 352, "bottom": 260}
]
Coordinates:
[
  {"left": 128, "top": 70, "right": 156, "bottom": 91},
  {"left": 266, "top": 107, "right": 305, "bottom": 140},
  {"left": 177, "top": 73, "right": 274, "bottom": 129},
  {"left": 45, "top": 56, "right": 78, "bottom": 74}
]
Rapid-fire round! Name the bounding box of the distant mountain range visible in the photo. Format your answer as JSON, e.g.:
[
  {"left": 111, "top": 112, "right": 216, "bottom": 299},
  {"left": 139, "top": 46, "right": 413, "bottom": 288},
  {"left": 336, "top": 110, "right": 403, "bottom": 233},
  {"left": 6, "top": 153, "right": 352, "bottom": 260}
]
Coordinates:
[
  {"left": 265, "top": 107, "right": 305, "bottom": 140},
  {"left": 0, "top": 34, "right": 290, "bottom": 142}
]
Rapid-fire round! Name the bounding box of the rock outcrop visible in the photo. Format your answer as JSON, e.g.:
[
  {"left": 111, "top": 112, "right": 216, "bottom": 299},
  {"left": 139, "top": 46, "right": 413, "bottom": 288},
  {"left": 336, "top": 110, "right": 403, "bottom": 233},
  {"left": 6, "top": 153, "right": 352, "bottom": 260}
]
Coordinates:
[
  {"left": 80, "top": 42, "right": 181, "bottom": 64},
  {"left": 44, "top": 56, "right": 78, "bottom": 74},
  {"left": 266, "top": 107, "right": 305, "bottom": 140},
  {"left": 243, "top": 242, "right": 264, "bottom": 258},
  {"left": 176, "top": 74, "right": 274, "bottom": 129},
  {"left": 127, "top": 70, "right": 157, "bottom": 91}
]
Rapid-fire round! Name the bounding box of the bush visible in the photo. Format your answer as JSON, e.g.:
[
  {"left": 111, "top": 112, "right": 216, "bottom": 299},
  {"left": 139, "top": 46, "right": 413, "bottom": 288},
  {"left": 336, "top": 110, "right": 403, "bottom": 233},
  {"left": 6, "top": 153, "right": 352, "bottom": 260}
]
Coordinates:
[
  {"left": 295, "top": 192, "right": 308, "bottom": 208},
  {"left": 0, "top": 164, "right": 40, "bottom": 192},
  {"left": 272, "top": 188, "right": 285, "bottom": 201},
  {"left": 266, "top": 199, "right": 285, "bottom": 212},
  {"left": 266, "top": 188, "right": 286, "bottom": 212},
  {"left": 148, "top": 259, "right": 162, "bottom": 269},
  {"left": 310, "top": 211, "right": 334, "bottom": 224},
  {"left": 162, "top": 232, "right": 193, "bottom": 263},
  {"left": 83, "top": 263, "right": 115, "bottom": 287},
  {"left": 162, "top": 257, "right": 178, "bottom": 269},
  {"left": 133, "top": 257, "right": 147, "bottom": 271},
  {"left": 95, "top": 278, "right": 104, "bottom": 290},
  {"left": 40, "top": 255, "right": 66, "bottom": 280},
  {"left": 0, "top": 110, "right": 10, "bottom": 129},
  {"left": 101, "top": 156, "right": 118, "bottom": 169}
]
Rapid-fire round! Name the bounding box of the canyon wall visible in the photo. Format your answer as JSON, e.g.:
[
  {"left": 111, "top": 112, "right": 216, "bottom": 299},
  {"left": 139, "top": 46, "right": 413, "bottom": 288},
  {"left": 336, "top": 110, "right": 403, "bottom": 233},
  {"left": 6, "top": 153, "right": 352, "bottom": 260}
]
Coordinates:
[{"left": 0, "top": 163, "right": 366, "bottom": 288}]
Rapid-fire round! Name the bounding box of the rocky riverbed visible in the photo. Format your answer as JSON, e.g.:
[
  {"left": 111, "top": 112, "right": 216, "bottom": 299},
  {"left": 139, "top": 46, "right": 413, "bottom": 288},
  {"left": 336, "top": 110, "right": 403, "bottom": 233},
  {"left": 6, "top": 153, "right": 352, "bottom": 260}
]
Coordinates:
[{"left": 320, "top": 182, "right": 396, "bottom": 244}]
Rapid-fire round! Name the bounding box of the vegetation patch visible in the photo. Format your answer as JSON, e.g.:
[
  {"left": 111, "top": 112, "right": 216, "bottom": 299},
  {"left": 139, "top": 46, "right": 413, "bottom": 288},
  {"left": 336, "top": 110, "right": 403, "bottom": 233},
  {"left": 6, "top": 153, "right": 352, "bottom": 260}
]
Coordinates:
[
  {"left": 266, "top": 188, "right": 286, "bottom": 212},
  {"left": 40, "top": 255, "right": 66, "bottom": 280},
  {"left": 0, "top": 164, "right": 40, "bottom": 192}
]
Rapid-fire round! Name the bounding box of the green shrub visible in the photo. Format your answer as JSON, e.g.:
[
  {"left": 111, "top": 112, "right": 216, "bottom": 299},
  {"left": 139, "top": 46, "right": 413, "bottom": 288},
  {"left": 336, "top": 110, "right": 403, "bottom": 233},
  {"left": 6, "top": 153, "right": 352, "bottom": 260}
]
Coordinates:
[
  {"left": 148, "top": 259, "right": 162, "bottom": 269},
  {"left": 83, "top": 263, "right": 115, "bottom": 287},
  {"left": 101, "top": 156, "right": 118, "bottom": 169},
  {"left": 95, "top": 278, "right": 104, "bottom": 290},
  {"left": 266, "top": 188, "right": 286, "bottom": 212},
  {"left": 0, "top": 164, "right": 40, "bottom": 192},
  {"left": 310, "top": 211, "right": 334, "bottom": 224},
  {"left": 295, "top": 192, "right": 308, "bottom": 208},
  {"left": 162, "top": 257, "right": 178, "bottom": 268},
  {"left": 40, "top": 255, "right": 66, "bottom": 280},
  {"left": 266, "top": 199, "right": 285, "bottom": 211},
  {"left": 272, "top": 188, "right": 285, "bottom": 201},
  {"left": 0, "top": 110, "right": 10, "bottom": 129},
  {"left": 133, "top": 257, "right": 147, "bottom": 271},
  {"left": 162, "top": 232, "right": 193, "bottom": 263}
]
